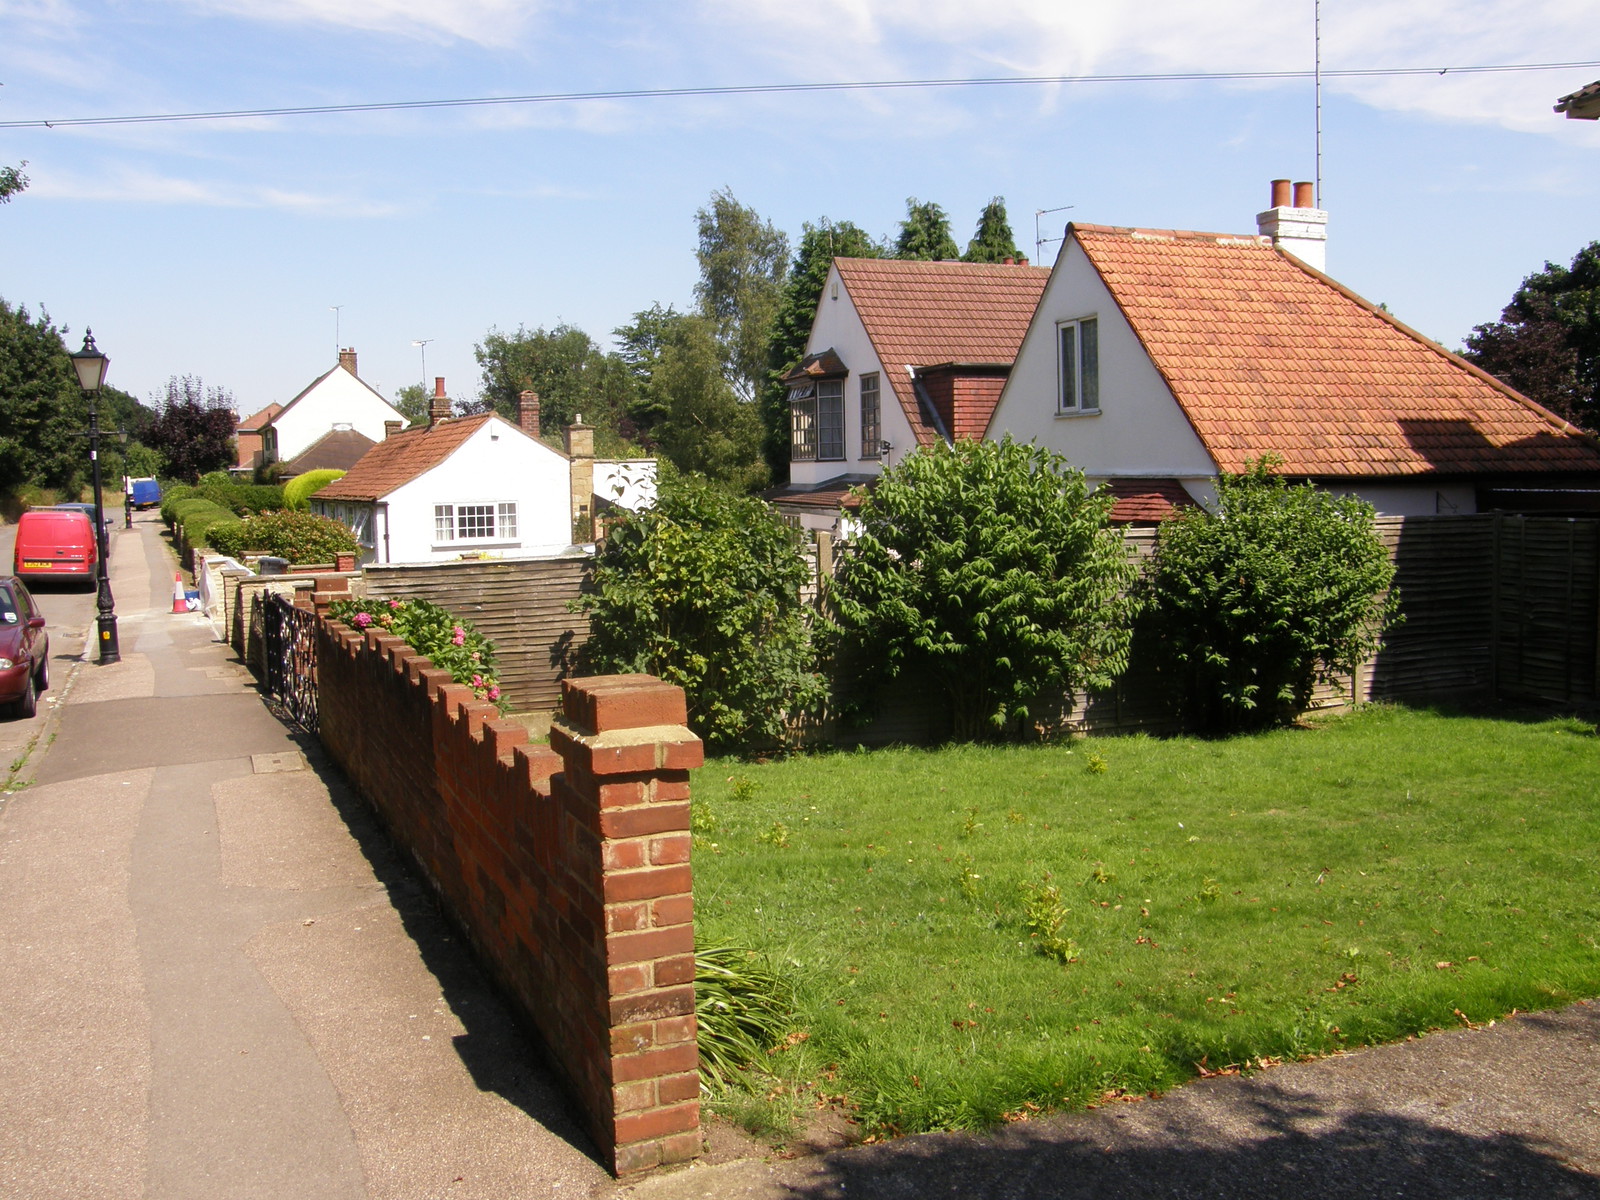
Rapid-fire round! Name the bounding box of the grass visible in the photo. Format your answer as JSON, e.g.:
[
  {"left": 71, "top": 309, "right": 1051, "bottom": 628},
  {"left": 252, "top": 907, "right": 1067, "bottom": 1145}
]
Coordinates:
[{"left": 689, "top": 705, "right": 1600, "bottom": 1138}]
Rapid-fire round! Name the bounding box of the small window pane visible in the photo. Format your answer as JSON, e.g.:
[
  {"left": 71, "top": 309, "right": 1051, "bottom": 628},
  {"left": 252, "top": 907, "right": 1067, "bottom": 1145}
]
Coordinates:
[
  {"left": 1059, "top": 325, "right": 1078, "bottom": 411},
  {"left": 791, "top": 396, "right": 817, "bottom": 460},
  {"left": 859, "top": 373, "right": 880, "bottom": 458},
  {"left": 457, "top": 504, "right": 495, "bottom": 540},
  {"left": 434, "top": 505, "right": 454, "bottom": 541},
  {"left": 1080, "top": 318, "right": 1099, "bottom": 411},
  {"left": 818, "top": 379, "right": 844, "bottom": 460},
  {"left": 497, "top": 502, "right": 518, "bottom": 539}
]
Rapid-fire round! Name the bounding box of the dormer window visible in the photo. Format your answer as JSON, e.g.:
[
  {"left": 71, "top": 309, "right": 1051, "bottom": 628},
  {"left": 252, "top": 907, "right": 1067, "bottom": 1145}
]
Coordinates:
[
  {"left": 1057, "top": 317, "right": 1099, "bottom": 414},
  {"left": 785, "top": 350, "right": 850, "bottom": 462}
]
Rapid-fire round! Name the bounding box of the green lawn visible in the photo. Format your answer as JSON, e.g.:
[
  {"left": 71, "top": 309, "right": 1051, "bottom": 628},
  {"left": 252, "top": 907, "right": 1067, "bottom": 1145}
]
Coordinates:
[{"left": 689, "top": 705, "right": 1600, "bottom": 1137}]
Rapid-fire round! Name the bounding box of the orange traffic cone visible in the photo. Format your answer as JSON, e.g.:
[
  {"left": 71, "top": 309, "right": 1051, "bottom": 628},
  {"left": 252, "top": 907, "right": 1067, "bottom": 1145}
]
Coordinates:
[{"left": 171, "top": 572, "right": 186, "bottom": 614}]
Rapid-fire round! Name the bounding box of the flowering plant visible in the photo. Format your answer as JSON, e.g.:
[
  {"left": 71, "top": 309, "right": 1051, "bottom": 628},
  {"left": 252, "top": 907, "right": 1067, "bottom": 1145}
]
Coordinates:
[{"left": 327, "top": 595, "right": 506, "bottom": 711}]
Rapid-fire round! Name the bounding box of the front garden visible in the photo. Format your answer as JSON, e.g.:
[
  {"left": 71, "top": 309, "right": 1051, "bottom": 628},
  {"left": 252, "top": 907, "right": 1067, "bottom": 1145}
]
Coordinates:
[{"left": 689, "top": 705, "right": 1600, "bottom": 1138}]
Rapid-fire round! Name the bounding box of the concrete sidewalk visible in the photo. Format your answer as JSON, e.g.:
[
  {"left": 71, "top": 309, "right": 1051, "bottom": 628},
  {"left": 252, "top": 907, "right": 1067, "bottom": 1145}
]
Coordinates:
[{"left": 0, "top": 516, "right": 613, "bottom": 1199}]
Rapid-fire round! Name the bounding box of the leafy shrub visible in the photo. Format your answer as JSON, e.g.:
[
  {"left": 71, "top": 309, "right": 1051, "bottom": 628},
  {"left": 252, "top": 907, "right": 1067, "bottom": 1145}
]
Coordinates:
[
  {"left": 1138, "top": 457, "right": 1399, "bottom": 733},
  {"left": 207, "top": 509, "right": 357, "bottom": 563},
  {"left": 195, "top": 480, "right": 285, "bottom": 515},
  {"left": 577, "top": 472, "right": 826, "bottom": 753},
  {"left": 326, "top": 596, "right": 504, "bottom": 708},
  {"left": 159, "top": 484, "right": 197, "bottom": 525},
  {"left": 283, "top": 469, "right": 345, "bottom": 510},
  {"left": 830, "top": 437, "right": 1138, "bottom": 741},
  {"left": 170, "top": 498, "right": 242, "bottom": 550}
]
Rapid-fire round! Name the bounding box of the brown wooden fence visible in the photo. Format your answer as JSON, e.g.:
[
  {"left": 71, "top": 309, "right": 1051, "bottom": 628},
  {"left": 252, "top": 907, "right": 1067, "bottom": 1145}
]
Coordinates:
[{"left": 358, "top": 553, "right": 592, "bottom": 713}]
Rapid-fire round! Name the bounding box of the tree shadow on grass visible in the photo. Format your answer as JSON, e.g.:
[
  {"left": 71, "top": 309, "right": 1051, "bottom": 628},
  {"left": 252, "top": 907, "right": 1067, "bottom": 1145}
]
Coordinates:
[{"left": 785, "top": 1082, "right": 1599, "bottom": 1199}]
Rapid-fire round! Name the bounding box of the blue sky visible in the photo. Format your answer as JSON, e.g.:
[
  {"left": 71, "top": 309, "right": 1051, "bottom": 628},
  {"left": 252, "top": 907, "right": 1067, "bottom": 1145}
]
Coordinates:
[{"left": 3, "top": 0, "right": 1598, "bottom": 417}]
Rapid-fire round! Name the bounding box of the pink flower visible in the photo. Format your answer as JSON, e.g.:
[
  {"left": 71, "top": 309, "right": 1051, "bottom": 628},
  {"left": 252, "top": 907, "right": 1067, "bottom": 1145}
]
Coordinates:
[
  {"left": 487, "top": 685, "right": 500, "bottom": 701},
  {"left": 452, "top": 625, "right": 466, "bottom": 646},
  {"left": 389, "top": 599, "right": 401, "bottom": 609},
  {"left": 471, "top": 674, "right": 485, "bottom": 689},
  {"left": 353, "top": 612, "right": 373, "bottom": 629}
]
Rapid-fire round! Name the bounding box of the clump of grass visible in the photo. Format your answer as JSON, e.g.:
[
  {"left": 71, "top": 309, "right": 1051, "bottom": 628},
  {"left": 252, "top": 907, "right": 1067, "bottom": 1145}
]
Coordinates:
[
  {"left": 1019, "top": 876, "right": 1079, "bottom": 964},
  {"left": 695, "top": 945, "right": 795, "bottom": 1090}
]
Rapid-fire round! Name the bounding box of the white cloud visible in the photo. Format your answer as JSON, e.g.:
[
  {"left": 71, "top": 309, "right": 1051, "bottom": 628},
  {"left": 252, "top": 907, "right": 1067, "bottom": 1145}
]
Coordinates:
[
  {"left": 693, "top": 0, "right": 1600, "bottom": 136},
  {"left": 177, "top": 0, "right": 546, "bottom": 47},
  {"left": 31, "top": 164, "right": 404, "bottom": 215}
]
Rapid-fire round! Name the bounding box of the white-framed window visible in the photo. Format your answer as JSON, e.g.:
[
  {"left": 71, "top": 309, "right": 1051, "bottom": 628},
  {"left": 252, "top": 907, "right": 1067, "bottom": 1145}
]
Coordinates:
[
  {"left": 790, "top": 378, "right": 845, "bottom": 461},
  {"left": 434, "top": 502, "right": 517, "bottom": 543},
  {"left": 1057, "top": 316, "right": 1099, "bottom": 414},
  {"left": 859, "top": 373, "right": 880, "bottom": 459},
  {"left": 789, "top": 382, "right": 817, "bottom": 461},
  {"left": 817, "top": 379, "right": 844, "bottom": 461}
]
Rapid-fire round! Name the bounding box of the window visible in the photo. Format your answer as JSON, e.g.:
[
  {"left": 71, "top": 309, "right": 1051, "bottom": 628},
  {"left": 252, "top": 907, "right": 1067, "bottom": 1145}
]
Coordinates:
[
  {"left": 433, "top": 502, "right": 518, "bottom": 543},
  {"left": 817, "top": 379, "right": 844, "bottom": 461},
  {"left": 1057, "top": 317, "right": 1099, "bottom": 414},
  {"left": 789, "top": 382, "right": 816, "bottom": 461},
  {"left": 859, "top": 373, "right": 880, "bottom": 459}
]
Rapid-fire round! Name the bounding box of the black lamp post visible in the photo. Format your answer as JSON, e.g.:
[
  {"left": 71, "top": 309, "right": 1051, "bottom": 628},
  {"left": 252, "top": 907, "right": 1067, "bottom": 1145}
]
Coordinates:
[{"left": 68, "top": 330, "right": 120, "bottom": 665}]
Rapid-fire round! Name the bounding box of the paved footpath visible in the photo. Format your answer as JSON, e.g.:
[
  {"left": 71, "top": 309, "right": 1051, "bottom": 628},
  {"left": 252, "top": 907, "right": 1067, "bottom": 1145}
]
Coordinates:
[{"left": 4, "top": 515, "right": 1598, "bottom": 1200}]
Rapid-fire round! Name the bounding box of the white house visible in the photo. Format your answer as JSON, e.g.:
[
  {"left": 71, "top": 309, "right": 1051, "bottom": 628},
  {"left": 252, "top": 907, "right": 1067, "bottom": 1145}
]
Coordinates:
[
  {"left": 988, "top": 182, "right": 1600, "bottom": 517},
  {"left": 250, "top": 349, "right": 406, "bottom": 471},
  {"left": 768, "top": 256, "right": 1049, "bottom": 531},
  {"left": 311, "top": 390, "right": 574, "bottom": 565}
]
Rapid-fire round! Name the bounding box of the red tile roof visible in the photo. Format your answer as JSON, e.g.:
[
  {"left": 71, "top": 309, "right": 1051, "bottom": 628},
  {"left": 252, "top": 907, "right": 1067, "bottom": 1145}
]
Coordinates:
[
  {"left": 1101, "top": 478, "right": 1196, "bottom": 524},
  {"left": 766, "top": 474, "right": 873, "bottom": 511},
  {"left": 834, "top": 258, "right": 1050, "bottom": 447},
  {"left": 1072, "top": 224, "right": 1600, "bottom": 478},
  {"left": 312, "top": 415, "right": 495, "bottom": 502}
]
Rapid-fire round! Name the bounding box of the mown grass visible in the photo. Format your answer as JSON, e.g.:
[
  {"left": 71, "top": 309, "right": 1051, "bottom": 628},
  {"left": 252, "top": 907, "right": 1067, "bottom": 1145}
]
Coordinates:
[{"left": 689, "top": 705, "right": 1600, "bottom": 1138}]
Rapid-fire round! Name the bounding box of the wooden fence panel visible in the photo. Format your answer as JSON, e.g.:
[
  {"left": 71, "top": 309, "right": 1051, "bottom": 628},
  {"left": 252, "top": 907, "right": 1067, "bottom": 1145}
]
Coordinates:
[
  {"left": 359, "top": 554, "right": 593, "bottom": 713},
  {"left": 1493, "top": 517, "right": 1600, "bottom": 707}
]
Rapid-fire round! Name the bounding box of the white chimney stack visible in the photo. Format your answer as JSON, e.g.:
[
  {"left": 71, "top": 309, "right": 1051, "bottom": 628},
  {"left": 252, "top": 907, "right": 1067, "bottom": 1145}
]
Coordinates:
[{"left": 1256, "top": 179, "right": 1327, "bottom": 272}]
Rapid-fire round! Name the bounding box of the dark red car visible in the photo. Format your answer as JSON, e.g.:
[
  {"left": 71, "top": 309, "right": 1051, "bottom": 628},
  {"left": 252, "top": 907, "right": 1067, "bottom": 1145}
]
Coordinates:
[{"left": 0, "top": 576, "right": 50, "bottom": 719}]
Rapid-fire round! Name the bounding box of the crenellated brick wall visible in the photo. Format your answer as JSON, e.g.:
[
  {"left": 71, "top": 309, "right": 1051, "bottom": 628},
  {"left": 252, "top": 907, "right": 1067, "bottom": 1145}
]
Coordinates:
[{"left": 314, "top": 611, "right": 704, "bottom": 1176}]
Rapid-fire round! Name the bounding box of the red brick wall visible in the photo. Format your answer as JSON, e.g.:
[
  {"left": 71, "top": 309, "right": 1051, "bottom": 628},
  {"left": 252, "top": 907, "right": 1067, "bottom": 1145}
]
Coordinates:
[
  {"left": 915, "top": 370, "right": 1007, "bottom": 443},
  {"left": 315, "top": 617, "right": 704, "bottom": 1176}
]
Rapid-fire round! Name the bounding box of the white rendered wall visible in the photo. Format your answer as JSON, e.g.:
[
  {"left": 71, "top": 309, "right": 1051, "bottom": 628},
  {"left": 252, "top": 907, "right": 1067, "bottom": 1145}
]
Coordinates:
[
  {"left": 272, "top": 369, "right": 405, "bottom": 463},
  {"left": 381, "top": 418, "right": 572, "bottom": 563},
  {"left": 988, "top": 240, "right": 1218, "bottom": 483},
  {"left": 789, "top": 265, "right": 917, "bottom": 486},
  {"left": 594, "top": 459, "right": 658, "bottom": 511}
]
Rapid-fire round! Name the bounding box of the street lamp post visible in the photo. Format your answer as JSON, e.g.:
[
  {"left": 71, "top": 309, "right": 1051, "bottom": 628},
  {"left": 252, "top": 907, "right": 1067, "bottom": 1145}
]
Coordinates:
[{"left": 68, "top": 330, "right": 120, "bottom": 665}]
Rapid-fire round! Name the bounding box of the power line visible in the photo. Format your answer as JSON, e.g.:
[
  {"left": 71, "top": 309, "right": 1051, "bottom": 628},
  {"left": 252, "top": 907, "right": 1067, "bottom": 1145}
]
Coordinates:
[{"left": 4, "top": 60, "right": 1598, "bottom": 131}]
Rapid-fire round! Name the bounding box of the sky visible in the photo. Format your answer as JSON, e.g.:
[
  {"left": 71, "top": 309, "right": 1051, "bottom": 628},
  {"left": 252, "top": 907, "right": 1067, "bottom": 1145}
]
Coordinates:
[{"left": 2, "top": 0, "right": 1598, "bottom": 418}]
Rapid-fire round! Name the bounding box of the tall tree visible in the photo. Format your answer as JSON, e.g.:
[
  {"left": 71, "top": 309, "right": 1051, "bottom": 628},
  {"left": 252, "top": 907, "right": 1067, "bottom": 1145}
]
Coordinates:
[
  {"left": 613, "top": 302, "right": 684, "bottom": 435},
  {"left": 694, "top": 188, "right": 789, "bottom": 403},
  {"left": 962, "top": 196, "right": 1021, "bottom": 263},
  {"left": 761, "top": 218, "right": 882, "bottom": 481},
  {"left": 1, "top": 162, "right": 27, "bottom": 205},
  {"left": 894, "top": 197, "right": 959, "bottom": 261},
  {"left": 146, "top": 376, "right": 237, "bottom": 483},
  {"left": 472, "top": 322, "right": 640, "bottom": 452},
  {"left": 393, "top": 383, "right": 429, "bottom": 425},
  {"left": 0, "top": 299, "right": 89, "bottom": 494},
  {"left": 1463, "top": 241, "right": 1600, "bottom": 431},
  {"left": 648, "top": 313, "right": 766, "bottom": 491}
]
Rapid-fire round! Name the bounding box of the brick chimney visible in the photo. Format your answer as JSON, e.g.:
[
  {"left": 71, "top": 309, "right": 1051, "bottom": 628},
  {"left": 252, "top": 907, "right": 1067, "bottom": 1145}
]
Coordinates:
[
  {"left": 429, "top": 377, "right": 451, "bottom": 428},
  {"left": 518, "top": 390, "right": 541, "bottom": 439},
  {"left": 565, "top": 414, "right": 595, "bottom": 541},
  {"left": 338, "top": 347, "right": 358, "bottom": 376},
  {"left": 1256, "top": 178, "right": 1327, "bottom": 272},
  {"left": 384, "top": 419, "right": 403, "bottom": 439}
]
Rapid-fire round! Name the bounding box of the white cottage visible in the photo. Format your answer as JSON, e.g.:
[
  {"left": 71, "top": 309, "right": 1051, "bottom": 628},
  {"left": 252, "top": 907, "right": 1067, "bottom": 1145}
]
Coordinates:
[
  {"left": 989, "top": 183, "right": 1600, "bottom": 517},
  {"left": 768, "top": 257, "right": 1049, "bottom": 531},
  {"left": 250, "top": 349, "right": 406, "bottom": 471},
  {"left": 311, "top": 390, "right": 575, "bottom": 565}
]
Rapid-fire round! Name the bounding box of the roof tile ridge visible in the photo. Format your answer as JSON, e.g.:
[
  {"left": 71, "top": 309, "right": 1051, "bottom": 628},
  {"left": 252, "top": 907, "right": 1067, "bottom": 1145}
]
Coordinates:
[
  {"left": 1273, "top": 247, "right": 1600, "bottom": 450},
  {"left": 1071, "top": 221, "right": 1269, "bottom": 246}
]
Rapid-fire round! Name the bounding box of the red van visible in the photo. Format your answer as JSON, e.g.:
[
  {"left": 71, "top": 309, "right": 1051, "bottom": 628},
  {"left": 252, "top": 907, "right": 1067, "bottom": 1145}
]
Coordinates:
[{"left": 13, "top": 509, "right": 99, "bottom": 589}]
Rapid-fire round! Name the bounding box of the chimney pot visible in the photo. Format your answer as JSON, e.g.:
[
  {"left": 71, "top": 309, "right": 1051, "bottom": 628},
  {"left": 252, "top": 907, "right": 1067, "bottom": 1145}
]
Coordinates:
[
  {"left": 1019, "top": 255, "right": 1029, "bottom": 266},
  {"left": 1293, "top": 181, "right": 1314, "bottom": 208},
  {"left": 1270, "top": 179, "right": 1292, "bottom": 208},
  {"left": 338, "top": 347, "right": 358, "bottom": 376},
  {"left": 517, "top": 390, "right": 542, "bottom": 439},
  {"left": 429, "top": 379, "right": 451, "bottom": 428},
  {"left": 433, "top": 376, "right": 446, "bottom": 399},
  {"left": 1003, "top": 256, "right": 1015, "bottom": 265}
]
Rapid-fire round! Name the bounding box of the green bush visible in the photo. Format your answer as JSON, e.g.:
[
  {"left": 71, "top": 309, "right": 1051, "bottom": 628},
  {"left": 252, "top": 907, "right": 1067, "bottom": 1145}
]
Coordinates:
[
  {"left": 830, "top": 437, "right": 1138, "bottom": 741},
  {"left": 207, "top": 509, "right": 357, "bottom": 563},
  {"left": 577, "top": 472, "right": 825, "bottom": 753},
  {"left": 283, "top": 469, "right": 345, "bottom": 510},
  {"left": 159, "top": 484, "right": 197, "bottom": 525},
  {"left": 326, "top": 596, "right": 505, "bottom": 709},
  {"left": 171, "top": 498, "right": 242, "bottom": 550},
  {"left": 1139, "top": 457, "right": 1399, "bottom": 733},
  {"left": 195, "top": 481, "right": 285, "bottom": 515}
]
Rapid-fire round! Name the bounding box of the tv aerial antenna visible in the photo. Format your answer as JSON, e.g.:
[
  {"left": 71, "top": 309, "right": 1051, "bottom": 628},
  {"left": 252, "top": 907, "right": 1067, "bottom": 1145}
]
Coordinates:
[{"left": 1035, "top": 205, "right": 1075, "bottom": 265}]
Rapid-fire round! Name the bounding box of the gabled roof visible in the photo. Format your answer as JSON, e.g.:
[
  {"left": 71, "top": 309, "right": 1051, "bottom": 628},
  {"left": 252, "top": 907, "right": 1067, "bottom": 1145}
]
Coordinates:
[
  {"left": 265, "top": 362, "right": 401, "bottom": 429},
  {"left": 1555, "top": 78, "right": 1600, "bottom": 119},
  {"left": 1101, "top": 478, "right": 1196, "bottom": 524},
  {"left": 833, "top": 257, "right": 1050, "bottom": 447},
  {"left": 1070, "top": 223, "right": 1600, "bottom": 478},
  {"left": 765, "top": 474, "right": 874, "bottom": 511},
  {"left": 237, "top": 402, "right": 284, "bottom": 434},
  {"left": 279, "top": 427, "right": 376, "bottom": 477},
  {"left": 313, "top": 415, "right": 498, "bottom": 502}
]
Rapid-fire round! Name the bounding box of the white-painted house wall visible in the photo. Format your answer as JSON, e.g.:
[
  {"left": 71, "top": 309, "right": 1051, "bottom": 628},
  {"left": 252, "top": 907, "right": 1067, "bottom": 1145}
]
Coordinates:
[
  {"left": 269, "top": 368, "right": 405, "bottom": 464},
  {"left": 790, "top": 265, "right": 919, "bottom": 487},
  {"left": 377, "top": 418, "right": 572, "bottom": 564},
  {"left": 989, "top": 239, "right": 1217, "bottom": 503}
]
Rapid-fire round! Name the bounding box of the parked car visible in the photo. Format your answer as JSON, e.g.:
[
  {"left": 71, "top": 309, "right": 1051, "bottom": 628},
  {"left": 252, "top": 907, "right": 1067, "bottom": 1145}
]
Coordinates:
[
  {"left": 0, "top": 576, "right": 49, "bottom": 719},
  {"left": 39, "top": 502, "right": 113, "bottom": 541},
  {"left": 12, "top": 508, "right": 98, "bottom": 589}
]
